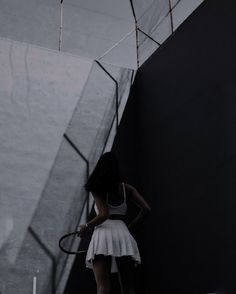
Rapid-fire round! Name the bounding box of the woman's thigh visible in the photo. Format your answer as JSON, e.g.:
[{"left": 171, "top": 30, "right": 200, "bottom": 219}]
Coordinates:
[
  {"left": 116, "top": 256, "right": 136, "bottom": 288},
  {"left": 93, "top": 255, "right": 112, "bottom": 285}
]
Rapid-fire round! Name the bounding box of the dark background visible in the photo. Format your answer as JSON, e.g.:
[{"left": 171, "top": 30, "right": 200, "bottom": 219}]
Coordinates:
[
  {"left": 113, "top": 0, "right": 236, "bottom": 293},
  {"left": 66, "top": 0, "right": 236, "bottom": 293}
]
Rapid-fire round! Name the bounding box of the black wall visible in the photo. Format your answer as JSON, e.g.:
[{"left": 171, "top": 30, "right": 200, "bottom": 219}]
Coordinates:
[{"left": 113, "top": 0, "right": 236, "bottom": 293}]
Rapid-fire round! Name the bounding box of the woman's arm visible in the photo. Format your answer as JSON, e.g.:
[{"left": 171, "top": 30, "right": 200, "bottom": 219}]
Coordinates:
[
  {"left": 125, "top": 183, "right": 151, "bottom": 230},
  {"left": 78, "top": 192, "right": 109, "bottom": 237}
]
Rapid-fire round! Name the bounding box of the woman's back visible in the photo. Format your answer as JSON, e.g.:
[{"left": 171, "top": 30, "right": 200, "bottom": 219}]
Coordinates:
[{"left": 94, "top": 182, "right": 127, "bottom": 217}]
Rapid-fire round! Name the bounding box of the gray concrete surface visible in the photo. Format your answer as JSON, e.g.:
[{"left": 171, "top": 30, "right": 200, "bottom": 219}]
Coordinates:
[
  {"left": 0, "top": 51, "right": 132, "bottom": 293},
  {"left": 172, "top": 0, "right": 205, "bottom": 30},
  {"left": 0, "top": 0, "right": 205, "bottom": 69},
  {"left": 0, "top": 37, "right": 92, "bottom": 293},
  {"left": 62, "top": 2, "right": 135, "bottom": 68},
  {"left": 0, "top": 0, "right": 60, "bottom": 50}
]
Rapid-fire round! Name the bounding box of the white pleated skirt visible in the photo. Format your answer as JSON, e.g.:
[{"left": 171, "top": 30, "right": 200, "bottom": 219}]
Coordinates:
[{"left": 86, "top": 219, "right": 141, "bottom": 273}]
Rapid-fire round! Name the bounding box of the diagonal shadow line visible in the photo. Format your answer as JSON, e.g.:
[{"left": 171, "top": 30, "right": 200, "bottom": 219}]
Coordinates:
[
  {"left": 60, "top": 64, "right": 134, "bottom": 293},
  {"left": 95, "top": 60, "right": 119, "bottom": 131},
  {"left": 56, "top": 197, "right": 88, "bottom": 288},
  {"left": 137, "top": 28, "right": 161, "bottom": 46},
  {"left": 101, "top": 69, "right": 135, "bottom": 154},
  {"left": 63, "top": 133, "right": 90, "bottom": 219},
  {"left": 29, "top": 226, "right": 57, "bottom": 294},
  {"left": 168, "top": 0, "right": 174, "bottom": 33}
]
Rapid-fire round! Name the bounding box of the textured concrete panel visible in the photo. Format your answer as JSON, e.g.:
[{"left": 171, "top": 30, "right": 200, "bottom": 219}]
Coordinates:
[
  {"left": 31, "top": 140, "right": 88, "bottom": 253},
  {"left": 138, "top": 30, "right": 160, "bottom": 67},
  {"left": 62, "top": 3, "right": 135, "bottom": 67},
  {"left": 152, "top": 14, "right": 172, "bottom": 44},
  {"left": 100, "top": 31, "right": 137, "bottom": 69},
  {"left": 137, "top": 13, "right": 172, "bottom": 65},
  {"left": 103, "top": 65, "right": 134, "bottom": 152},
  {"left": 134, "top": 0, "right": 169, "bottom": 21},
  {"left": 65, "top": 62, "right": 129, "bottom": 159},
  {"left": 1, "top": 232, "right": 53, "bottom": 294},
  {"left": 0, "top": 0, "right": 60, "bottom": 50},
  {"left": 62, "top": 0, "right": 204, "bottom": 69},
  {"left": 0, "top": 56, "right": 131, "bottom": 293},
  {"left": 66, "top": 0, "right": 133, "bottom": 21},
  {"left": 66, "top": 62, "right": 117, "bottom": 158},
  {"left": 136, "top": 0, "right": 169, "bottom": 66},
  {"left": 5, "top": 63, "right": 132, "bottom": 294},
  {"left": 172, "top": 0, "right": 205, "bottom": 30},
  {"left": 0, "top": 37, "right": 92, "bottom": 263},
  {"left": 0, "top": 139, "right": 88, "bottom": 294},
  {"left": 171, "top": 0, "right": 180, "bottom": 8}
]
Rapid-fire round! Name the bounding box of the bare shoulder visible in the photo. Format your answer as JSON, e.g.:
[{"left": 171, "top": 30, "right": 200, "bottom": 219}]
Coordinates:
[
  {"left": 123, "top": 182, "right": 151, "bottom": 211},
  {"left": 123, "top": 182, "right": 137, "bottom": 192}
]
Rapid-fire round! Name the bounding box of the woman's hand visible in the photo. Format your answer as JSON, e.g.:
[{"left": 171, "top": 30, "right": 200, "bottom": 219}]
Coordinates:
[
  {"left": 127, "top": 223, "right": 134, "bottom": 231},
  {"left": 77, "top": 224, "right": 90, "bottom": 238}
]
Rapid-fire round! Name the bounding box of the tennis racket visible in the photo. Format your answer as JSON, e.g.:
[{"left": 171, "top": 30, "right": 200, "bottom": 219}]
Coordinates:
[{"left": 59, "top": 231, "right": 87, "bottom": 255}]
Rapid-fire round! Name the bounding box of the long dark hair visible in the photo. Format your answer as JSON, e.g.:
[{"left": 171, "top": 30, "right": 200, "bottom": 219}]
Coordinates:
[{"left": 84, "top": 152, "right": 122, "bottom": 196}]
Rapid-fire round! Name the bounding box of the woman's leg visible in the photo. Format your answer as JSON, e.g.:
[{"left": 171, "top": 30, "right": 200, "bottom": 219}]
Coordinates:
[
  {"left": 93, "top": 255, "right": 112, "bottom": 294},
  {"left": 116, "top": 256, "right": 136, "bottom": 294}
]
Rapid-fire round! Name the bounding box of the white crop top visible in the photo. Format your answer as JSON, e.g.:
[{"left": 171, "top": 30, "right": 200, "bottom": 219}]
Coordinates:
[{"left": 94, "top": 182, "right": 127, "bottom": 216}]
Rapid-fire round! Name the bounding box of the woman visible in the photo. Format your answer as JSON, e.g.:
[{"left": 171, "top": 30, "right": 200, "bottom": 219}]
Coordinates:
[{"left": 78, "top": 152, "right": 151, "bottom": 294}]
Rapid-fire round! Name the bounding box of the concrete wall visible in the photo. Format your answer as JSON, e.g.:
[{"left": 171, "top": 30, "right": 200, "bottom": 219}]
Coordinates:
[
  {"left": 0, "top": 39, "right": 133, "bottom": 293},
  {"left": 62, "top": 1, "right": 136, "bottom": 68},
  {"left": 0, "top": 0, "right": 205, "bottom": 69},
  {"left": 0, "top": 1, "right": 133, "bottom": 293},
  {"left": 0, "top": 0, "right": 60, "bottom": 50},
  {"left": 113, "top": 0, "right": 236, "bottom": 293},
  {"left": 0, "top": 37, "right": 92, "bottom": 293}
]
